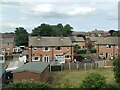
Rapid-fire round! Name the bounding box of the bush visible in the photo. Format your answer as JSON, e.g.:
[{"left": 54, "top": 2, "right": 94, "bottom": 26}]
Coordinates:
[
  {"left": 81, "top": 72, "right": 107, "bottom": 89},
  {"left": 113, "top": 57, "right": 120, "bottom": 83},
  {"left": 90, "top": 49, "right": 96, "bottom": 53},
  {"left": 77, "top": 50, "right": 86, "bottom": 54},
  {"left": 3, "top": 80, "right": 52, "bottom": 90}
]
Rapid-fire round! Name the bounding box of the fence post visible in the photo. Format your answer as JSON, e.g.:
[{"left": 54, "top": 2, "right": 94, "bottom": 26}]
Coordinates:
[
  {"left": 69, "top": 62, "right": 71, "bottom": 70},
  {"left": 50, "top": 64, "right": 51, "bottom": 72},
  {"left": 90, "top": 62, "right": 92, "bottom": 69},
  {"left": 84, "top": 63, "right": 86, "bottom": 69},
  {"left": 76, "top": 62, "right": 79, "bottom": 70}
]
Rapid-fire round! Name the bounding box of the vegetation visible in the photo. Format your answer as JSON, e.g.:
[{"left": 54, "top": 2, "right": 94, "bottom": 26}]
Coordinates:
[
  {"left": 50, "top": 68, "right": 115, "bottom": 88},
  {"left": 113, "top": 57, "right": 120, "bottom": 83},
  {"left": 15, "top": 27, "right": 29, "bottom": 46},
  {"left": 31, "top": 23, "right": 73, "bottom": 36},
  {"left": 81, "top": 72, "right": 107, "bottom": 88},
  {"left": 3, "top": 80, "right": 52, "bottom": 89},
  {"left": 73, "top": 44, "right": 81, "bottom": 53},
  {"left": 108, "top": 30, "right": 120, "bottom": 36}
]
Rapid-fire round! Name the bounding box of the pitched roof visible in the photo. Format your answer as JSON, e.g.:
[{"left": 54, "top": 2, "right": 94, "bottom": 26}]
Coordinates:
[
  {"left": 70, "top": 36, "right": 85, "bottom": 42},
  {"left": 90, "top": 37, "right": 119, "bottom": 45},
  {"left": 2, "top": 33, "right": 15, "bottom": 38},
  {"left": 29, "top": 36, "right": 72, "bottom": 47},
  {"left": 13, "top": 62, "right": 50, "bottom": 74},
  {"left": 6, "top": 61, "right": 24, "bottom": 72}
]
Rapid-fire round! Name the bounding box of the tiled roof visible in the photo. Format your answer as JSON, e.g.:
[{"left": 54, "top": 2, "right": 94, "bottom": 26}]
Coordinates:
[
  {"left": 29, "top": 36, "right": 72, "bottom": 47},
  {"left": 13, "top": 62, "right": 50, "bottom": 74},
  {"left": 90, "top": 37, "right": 119, "bottom": 45},
  {"left": 70, "top": 36, "right": 85, "bottom": 42}
]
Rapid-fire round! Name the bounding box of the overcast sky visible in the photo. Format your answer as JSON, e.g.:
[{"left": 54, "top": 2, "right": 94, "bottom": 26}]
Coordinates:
[{"left": 0, "top": 0, "right": 119, "bottom": 33}]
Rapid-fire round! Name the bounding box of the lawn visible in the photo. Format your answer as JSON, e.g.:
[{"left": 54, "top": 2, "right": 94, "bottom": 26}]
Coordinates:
[{"left": 49, "top": 68, "right": 116, "bottom": 88}]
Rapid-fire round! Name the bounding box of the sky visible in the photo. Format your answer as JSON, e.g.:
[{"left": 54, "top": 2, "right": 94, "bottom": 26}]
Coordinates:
[{"left": 0, "top": 0, "right": 119, "bottom": 33}]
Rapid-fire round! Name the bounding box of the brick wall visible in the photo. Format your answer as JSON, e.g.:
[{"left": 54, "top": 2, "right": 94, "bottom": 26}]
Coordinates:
[
  {"left": 13, "top": 66, "right": 49, "bottom": 82},
  {"left": 29, "top": 46, "right": 73, "bottom": 62}
]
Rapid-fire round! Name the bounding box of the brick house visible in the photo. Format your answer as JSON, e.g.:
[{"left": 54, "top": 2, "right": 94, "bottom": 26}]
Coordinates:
[
  {"left": 88, "top": 29, "right": 110, "bottom": 37},
  {"left": 2, "top": 33, "right": 16, "bottom": 55},
  {"left": 28, "top": 36, "right": 73, "bottom": 63},
  {"left": 13, "top": 62, "right": 50, "bottom": 82},
  {"left": 70, "top": 36, "right": 86, "bottom": 50},
  {"left": 90, "top": 37, "right": 118, "bottom": 59}
]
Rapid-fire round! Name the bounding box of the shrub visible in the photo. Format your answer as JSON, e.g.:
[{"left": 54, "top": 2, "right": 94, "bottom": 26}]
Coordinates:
[
  {"left": 113, "top": 57, "right": 120, "bottom": 83},
  {"left": 81, "top": 72, "right": 107, "bottom": 89},
  {"left": 77, "top": 50, "right": 86, "bottom": 54},
  {"left": 90, "top": 49, "right": 96, "bottom": 53},
  {"left": 3, "top": 80, "right": 52, "bottom": 90}
]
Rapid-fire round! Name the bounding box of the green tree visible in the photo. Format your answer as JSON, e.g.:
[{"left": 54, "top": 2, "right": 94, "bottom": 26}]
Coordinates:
[
  {"left": 63, "top": 24, "right": 73, "bottom": 36},
  {"left": 15, "top": 27, "right": 28, "bottom": 46},
  {"left": 31, "top": 23, "right": 73, "bottom": 37},
  {"left": 81, "top": 72, "right": 107, "bottom": 88},
  {"left": 31, "top": 23, "right": 53, "bottom": 36},
  {"left": 113, "top": 57, "right": 120, "bottom": 83},
  {"left": 73, "top": 44, "right": 81, "bottom": 53}
]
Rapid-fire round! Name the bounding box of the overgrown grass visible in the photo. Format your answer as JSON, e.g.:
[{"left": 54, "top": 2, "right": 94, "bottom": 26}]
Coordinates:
[
  {"left": 50, "top": 68, "right": 116, "bottom": 88},
  {"left": 80, "top": 53, "right": 94, "bottom": 57}
]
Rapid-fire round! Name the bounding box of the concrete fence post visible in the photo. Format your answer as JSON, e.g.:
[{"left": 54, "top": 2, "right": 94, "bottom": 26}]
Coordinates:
[{"left": 69, "top": 62, "right": 71, "bottom": 70}]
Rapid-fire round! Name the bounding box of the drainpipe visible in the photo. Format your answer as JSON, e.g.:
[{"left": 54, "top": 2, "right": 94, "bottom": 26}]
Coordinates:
[{"left": 30, "top": 45, "right": 32, "bottom": 62}]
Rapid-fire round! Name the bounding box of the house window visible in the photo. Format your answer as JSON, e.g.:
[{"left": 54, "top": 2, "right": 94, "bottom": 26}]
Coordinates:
[
  {"left": 106, "top": 45, "right": 111, "bottom": 48},
  {"left": 56, "top": 47, "right": 62, "bottom": 50},
  {"left": 33, "top": 47, "right": 37, "bottom": 51},
  {"left": 32, "top": 56, "right": 40, "bottom": 61},
  {"left": 43, "top": 56, "right": 49, "bottom": 62},
  {"left": 2, "top": 48, "right": 6, "bottom": 52},
  {"left": 43, "top": 47, "right": 50, "bottom": 51},
  {"left": 65, "top": 55, "right": 71, "bottom": 59},
  {"left": 55, "top": 55, "right": 65, "bottom": 63}
]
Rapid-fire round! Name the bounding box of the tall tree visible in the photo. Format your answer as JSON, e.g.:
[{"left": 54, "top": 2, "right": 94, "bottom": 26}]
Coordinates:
[
  {"left": 15, "top": 27, "right": 28, "bottom": 46},
  {"left": 109, "top": 30, "right": 116, "bottom": 35},
  {"left": 31, "top": 23, "right": 73, "bottom": 37},
  {"left": 63, "top": 24, "right": 73, "bottom": 36}
]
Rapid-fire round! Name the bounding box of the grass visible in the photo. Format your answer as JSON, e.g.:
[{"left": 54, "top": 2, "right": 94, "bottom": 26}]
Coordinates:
[
  {"left": 50, "top": 68, "right": 116, "bottom": 88},
  {"left": 80, "top": 53, "right": 94, "bottom": 57}
]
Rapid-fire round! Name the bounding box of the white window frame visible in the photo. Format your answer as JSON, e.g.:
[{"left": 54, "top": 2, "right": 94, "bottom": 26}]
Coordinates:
[
  {"left": 56, "top": 46, "right": 62, "bottom": 51},
  {"left": 32, "top": 47, "right": 37, "bottom": 51},
  {"left": 43, "top": 47, "right": 50, "bottom": 51},
  {"left": 65, "top": 55, "right": 71, "bottom": 59},
  {"left": 43, "top": 56, "right": 50, "bottom": 62},
  {"left": 32, "top": 56, "right": 40, "bottom": 61}
]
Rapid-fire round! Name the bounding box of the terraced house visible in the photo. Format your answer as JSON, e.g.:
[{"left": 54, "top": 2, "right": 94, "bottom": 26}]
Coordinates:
[
  {"left": 90, "top": 37, "right": 119, "bottom": 59},
  {"left": 28, "top": 36, "right": 73, "bottom": 63},
  {"left": 1, "top": 33, "right": 16, "bottom": 55}
]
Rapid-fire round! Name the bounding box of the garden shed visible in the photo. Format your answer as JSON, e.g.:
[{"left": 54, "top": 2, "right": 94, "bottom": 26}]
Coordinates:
[{"left": 13, "top": 62, "right": 50, "bottom": 82}]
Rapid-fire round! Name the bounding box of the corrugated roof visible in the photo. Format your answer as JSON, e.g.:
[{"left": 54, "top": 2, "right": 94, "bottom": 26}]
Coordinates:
[
  {"left": 29, "top": 36, "right": 72, "bottom": 47},
  {"left": 13, "top": 62, "right": 50, "bottom": 74},
  {"left": 6, "top": 61, "right": 24, "bottom": 72}
]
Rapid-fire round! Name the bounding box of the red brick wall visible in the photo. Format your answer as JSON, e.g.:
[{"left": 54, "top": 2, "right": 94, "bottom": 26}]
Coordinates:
[
  {"left": 13, "top": 67, "right": 49, "bottom": 82},
  {"left": 29, "top": 46, "right": 73, "bottom": 62},
  {"left": 96, "top": 45, "right": 118, "bottom": 58}
]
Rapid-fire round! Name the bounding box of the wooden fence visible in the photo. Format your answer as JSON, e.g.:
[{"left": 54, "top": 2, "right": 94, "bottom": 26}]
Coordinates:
[{"left": 50, "top": 60, "right": 113, "bottom": 71}]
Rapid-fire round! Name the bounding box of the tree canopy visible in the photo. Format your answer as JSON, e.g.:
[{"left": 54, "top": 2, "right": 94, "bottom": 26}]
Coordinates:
[
  {"left": 15, "top": 27, "right": 29, "bottom": 46},
  {"left": 31, "top": 23, "right": 73, "bottom": 36}
]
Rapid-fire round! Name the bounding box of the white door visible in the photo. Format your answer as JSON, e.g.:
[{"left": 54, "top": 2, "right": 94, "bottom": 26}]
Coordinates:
[{"left": 43, "top": 56, "right": 50, "bottom": 62}]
